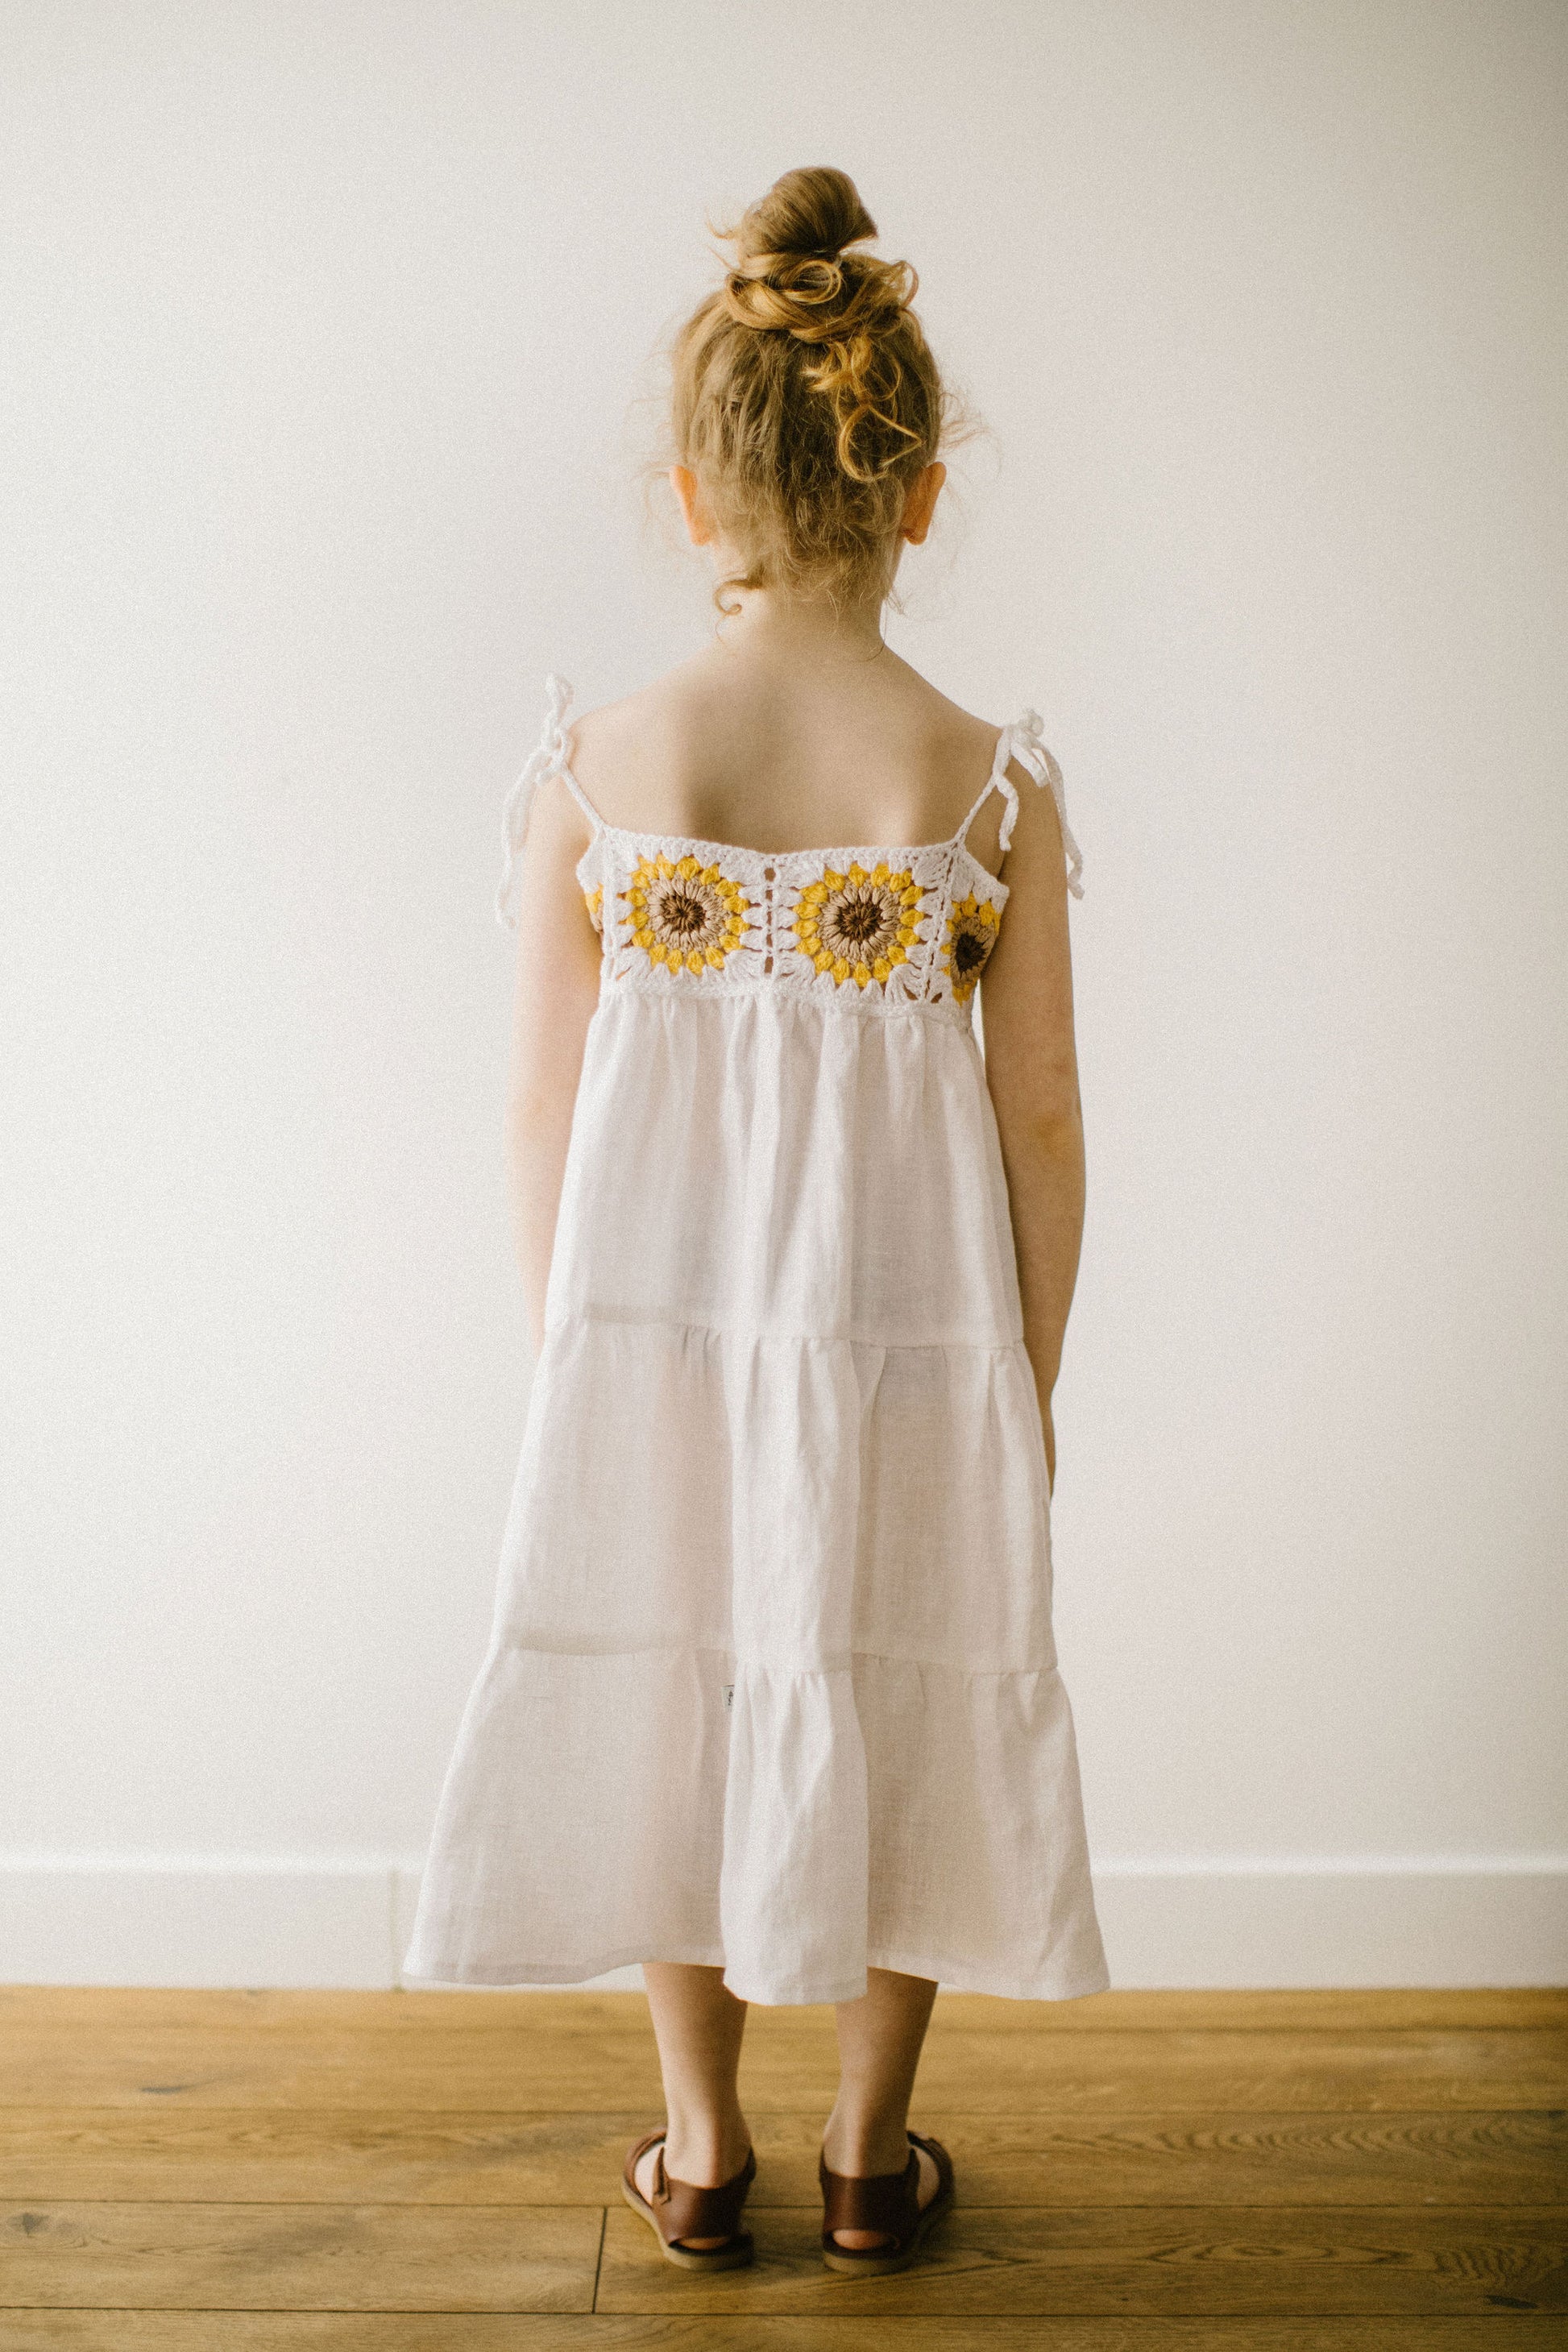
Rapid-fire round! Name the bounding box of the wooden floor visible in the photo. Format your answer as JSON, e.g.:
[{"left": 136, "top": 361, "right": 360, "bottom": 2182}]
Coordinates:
[{"left": 0, "top": 1985, "right": 1564, "bottom": 2348}]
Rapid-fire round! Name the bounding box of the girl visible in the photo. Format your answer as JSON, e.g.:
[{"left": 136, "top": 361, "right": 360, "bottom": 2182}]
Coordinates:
[{"left": 404, "top": 164, "right": 1109, "bottom": 2277}]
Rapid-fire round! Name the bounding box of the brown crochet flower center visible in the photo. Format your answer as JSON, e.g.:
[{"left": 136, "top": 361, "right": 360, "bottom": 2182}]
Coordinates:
[
  {"left": 649, "top": 879, "right": 728, "bottom": 950},
  {"left": 951, "top": 919, "right": 995, "bottom": 978},
  {"left": 822, "top": 886, "right": 899, "bottom": 959}
]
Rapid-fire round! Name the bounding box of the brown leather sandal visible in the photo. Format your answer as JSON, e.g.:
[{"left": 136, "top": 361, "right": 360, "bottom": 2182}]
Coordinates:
[
  {"left": 621, "top": 2128, "right": 757, "bottom": 2270},
  {"left": 819, "top": 2130, "right": 956, "bottom": 2275}
]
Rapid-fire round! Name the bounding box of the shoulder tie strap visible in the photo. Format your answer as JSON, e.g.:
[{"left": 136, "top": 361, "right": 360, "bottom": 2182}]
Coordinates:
[
  {"left": 997, "top": 711, "right": 1084, "bottom": 898},
  {"left": 496, "top": 673, "right": 575, "bottom": 930}
]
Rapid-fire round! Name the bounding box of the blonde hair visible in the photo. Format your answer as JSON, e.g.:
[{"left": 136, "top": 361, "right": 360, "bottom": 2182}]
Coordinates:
[{"left": 662, "top": 167, "right": 969, "bottom": 616}]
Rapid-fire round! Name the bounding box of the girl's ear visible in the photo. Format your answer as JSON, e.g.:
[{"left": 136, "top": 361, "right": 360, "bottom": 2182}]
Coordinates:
[
  {"left": 670, "top": 465, "right": 716, "bottom": 547},
  {"left": 899, "top": 461, "right": 947, "bottom": 546}
]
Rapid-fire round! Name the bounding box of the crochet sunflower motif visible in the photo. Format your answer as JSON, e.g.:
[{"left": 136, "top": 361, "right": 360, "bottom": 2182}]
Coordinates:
[
  {"left": 791, "top": 861, "right": 925, "bottom": 989},
  {"left": 583, "top": 883, "right": 604, "bottom": 935},
  {"left": 624, "top": 853, "right": 751, "bottom": 976},
  {"left": 943, "top": 891, "right": 1002, "bottom": 1002}
]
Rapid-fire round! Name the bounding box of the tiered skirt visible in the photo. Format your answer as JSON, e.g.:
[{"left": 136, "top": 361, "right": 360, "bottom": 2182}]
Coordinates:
[{"left": 403, "top": 985, "right": 1108, "bottom": 2004}]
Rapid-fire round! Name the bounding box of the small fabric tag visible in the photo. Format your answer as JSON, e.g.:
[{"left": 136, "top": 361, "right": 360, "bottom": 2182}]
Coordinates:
[{"left": 722, "top": 1682, "right": 734, "bottom": 1711}]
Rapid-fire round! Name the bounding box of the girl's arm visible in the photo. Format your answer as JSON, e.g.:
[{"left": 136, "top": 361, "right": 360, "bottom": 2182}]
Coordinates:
[
  {"left": 502, "top": 774, "right": 602, "bottom": 1356},
  {"left": 975, "top": 758, "right": 1085, "bottom": 1494}
]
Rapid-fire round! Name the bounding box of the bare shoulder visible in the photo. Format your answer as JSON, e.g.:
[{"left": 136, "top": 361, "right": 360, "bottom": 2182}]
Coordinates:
[
  {"left": 564, "top": 653, "right": 710, "bottom": 828},
  {"left": 905, "top": 672, "right": 1003, "bottom": 774},
  {"left": 897, "top": 675, "right": 1035, "bottom": 876},
  {"left": 516, "top": 672, "right": 669, "bottom": 863}
]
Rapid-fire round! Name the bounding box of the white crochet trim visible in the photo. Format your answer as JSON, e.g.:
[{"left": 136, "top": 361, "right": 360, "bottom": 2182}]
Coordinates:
[
  {"left": 496, "top": 673, "right": 575, "bottom": 930},
  {"left": 996, "top": 711, "right": 1084, "bottom": 898}
]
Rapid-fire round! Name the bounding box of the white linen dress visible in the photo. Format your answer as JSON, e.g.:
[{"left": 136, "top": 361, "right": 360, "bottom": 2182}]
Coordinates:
[{"left": 402, "top": 674, "right": 1110, "bottom": 2006}]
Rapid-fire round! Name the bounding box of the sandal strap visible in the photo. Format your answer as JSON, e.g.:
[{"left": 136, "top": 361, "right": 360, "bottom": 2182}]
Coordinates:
[
  {"left": 819, "top": 2144, "right": 920, "bottom": 2242},
  {"left": 650, "top": 2138, "right": 756, "bottom": 2248}
]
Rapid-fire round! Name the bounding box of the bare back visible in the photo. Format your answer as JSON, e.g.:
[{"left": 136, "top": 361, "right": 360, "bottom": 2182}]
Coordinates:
[{"left": 561, "top": 645, "right": 1014, "bottom": 878}]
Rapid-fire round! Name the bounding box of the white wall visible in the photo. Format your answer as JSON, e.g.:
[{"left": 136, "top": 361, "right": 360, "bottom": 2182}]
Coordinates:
[{"left": 3, "top": 0, "right": 1564, "bottom": 1989}]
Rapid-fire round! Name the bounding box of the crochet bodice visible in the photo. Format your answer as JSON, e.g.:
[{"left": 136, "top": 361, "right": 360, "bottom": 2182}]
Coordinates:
[{"left": 496, "top": 676, "right": 1083, "bottom": 1029}]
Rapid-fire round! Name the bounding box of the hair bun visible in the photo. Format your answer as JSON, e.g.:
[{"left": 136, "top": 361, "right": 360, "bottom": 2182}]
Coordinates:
[
  {"left": 728, "top": 165, "right": 877, "bottom": 264},
  {"left": 716, "top": 167, "right": 916, "bottom": 355}
]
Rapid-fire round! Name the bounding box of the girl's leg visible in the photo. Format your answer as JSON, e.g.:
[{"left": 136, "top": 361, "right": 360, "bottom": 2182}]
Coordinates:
[
  {"left": 634, "top": 1961, "right": 753, "bottom": 2246},
  {"left": 821, "top": 1964, "right": 944, "bottom": 2250}
]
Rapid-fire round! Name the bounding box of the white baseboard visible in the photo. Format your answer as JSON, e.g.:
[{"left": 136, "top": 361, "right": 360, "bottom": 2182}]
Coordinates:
[
  {"left": 1089, "top": 1856, "right": 1568, "bottom": 1989},
  {"left": 0, "top": 1858, "right": 399, "bottom": 1990},
  {"left": 2, "top": 1854, "right": 1563, "bottom": 1991}
]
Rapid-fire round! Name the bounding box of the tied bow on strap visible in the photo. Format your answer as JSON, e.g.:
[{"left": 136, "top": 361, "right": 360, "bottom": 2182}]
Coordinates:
[
  {"left": 496, "top": 673, "right": 575, "bottom": 929},
  {"left": 999, "top": 709, "right": 1084, "bottom": 898}
]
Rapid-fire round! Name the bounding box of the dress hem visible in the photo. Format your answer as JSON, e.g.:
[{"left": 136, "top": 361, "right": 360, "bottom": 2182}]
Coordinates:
[{"left": 401, "top": 1946, "right": 1112, "bottom": 2006}]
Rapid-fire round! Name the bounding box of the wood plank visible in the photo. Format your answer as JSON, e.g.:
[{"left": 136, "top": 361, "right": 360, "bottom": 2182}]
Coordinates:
[
  {"left": 0, "top": 2201, "right": 603, "bottom": 2313},
  {"left": 12, "top": 2198, "right": 1558, "bottom": 2320},
  {"left": 594, "top": 2203, "right": 1568, "bottom": 2317},
  {"left": 3, "top": 1987, "right": 1564, "bottom": 2034},
  {"left": 9, "top": 2317, "right": 1568, "bottom": 2350},
  {"left": 5, "top": 2026, "right": 1563, "bottom": 2112},
  {"left": 1, "top": 2107, "right": 1562, "bottom": 2209},
  {"left": 6, "top": 2317, "right": 1568, "bottom": 2351}
]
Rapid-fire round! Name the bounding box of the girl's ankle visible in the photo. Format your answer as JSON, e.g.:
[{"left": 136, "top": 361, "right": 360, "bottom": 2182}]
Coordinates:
[
  {"left": 662, "top": 2113, "right": 752, "bottom": 2186},
  {"left": 820, "top": 2118, "right": 912, "bottom": 2178}
]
